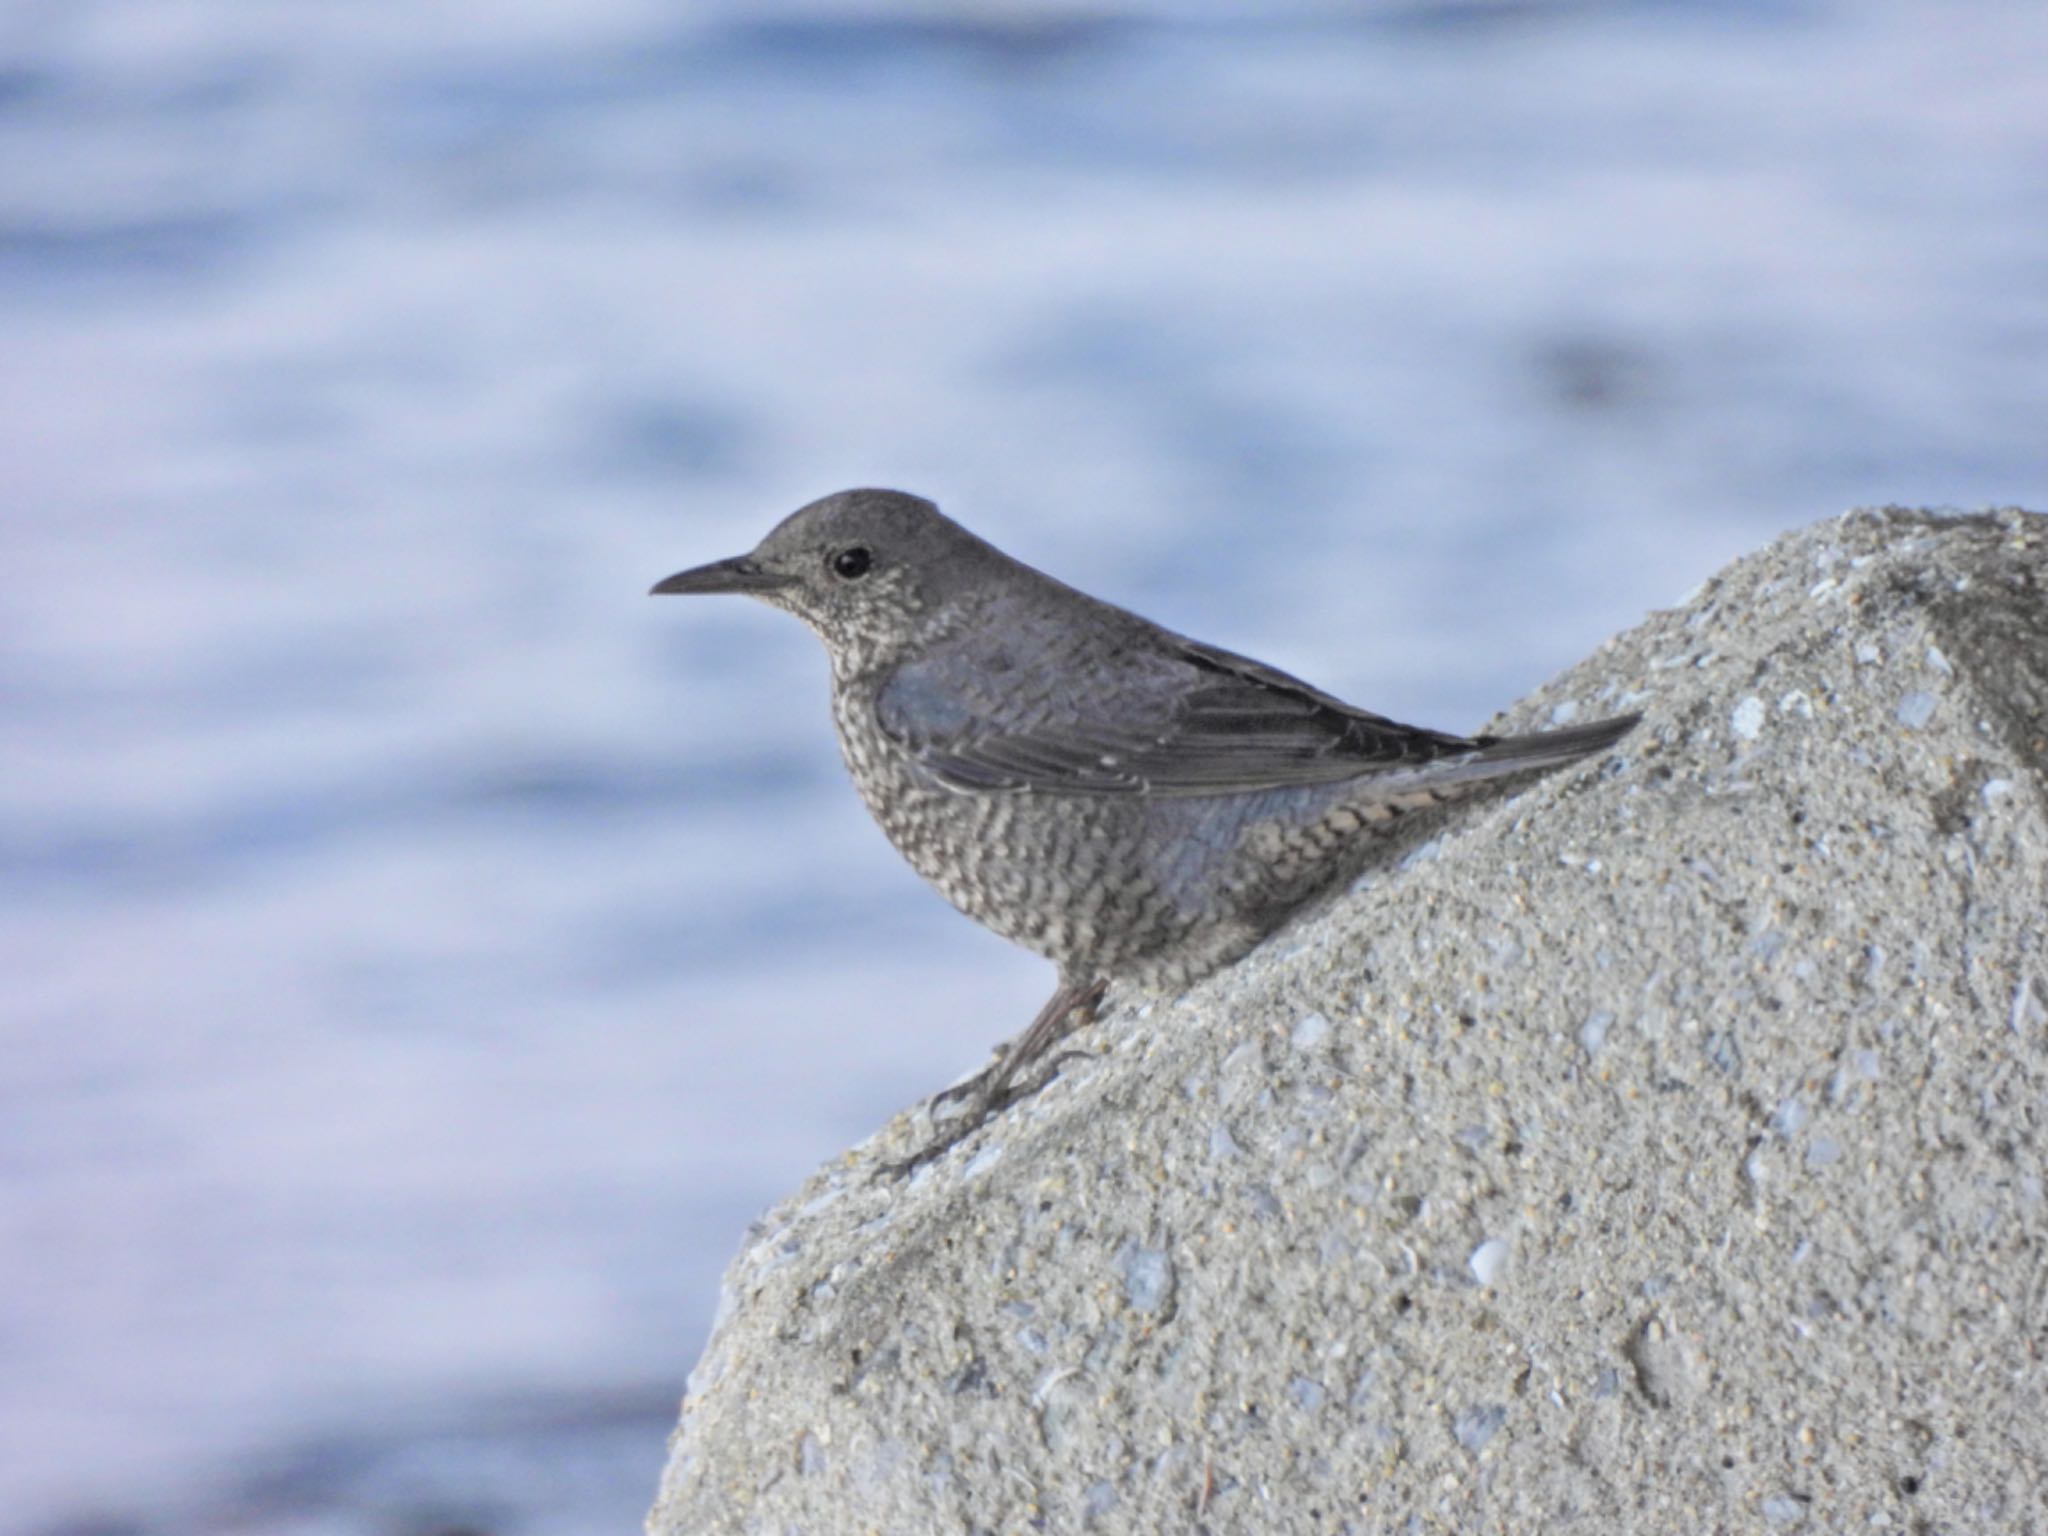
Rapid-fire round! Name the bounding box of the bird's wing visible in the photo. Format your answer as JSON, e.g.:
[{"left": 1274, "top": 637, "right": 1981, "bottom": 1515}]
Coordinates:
[{"left": 873, "top": 632, "right": 1484, "bottom": 798}]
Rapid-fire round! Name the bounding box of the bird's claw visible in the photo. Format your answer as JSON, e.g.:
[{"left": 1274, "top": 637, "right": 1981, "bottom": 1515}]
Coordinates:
[{"left": 876, "top": 1047, "right": 1097, "bottom": 1181}]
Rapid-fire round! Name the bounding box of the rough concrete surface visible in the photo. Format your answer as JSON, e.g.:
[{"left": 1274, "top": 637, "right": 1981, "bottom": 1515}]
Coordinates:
[{"left": 650, "top": 508, "right": 2048, "bottom": 1535}]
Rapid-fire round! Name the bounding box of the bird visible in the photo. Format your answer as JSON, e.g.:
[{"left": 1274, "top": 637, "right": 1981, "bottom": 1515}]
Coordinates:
[{"left": 652, "top": 489, "right": 1636, "bottom": 1171}]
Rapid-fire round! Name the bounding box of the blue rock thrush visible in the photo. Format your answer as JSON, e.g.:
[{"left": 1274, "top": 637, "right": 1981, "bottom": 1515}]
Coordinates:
[{"left": 653, "top": 489, "right": 1636, "bottom": 1170}]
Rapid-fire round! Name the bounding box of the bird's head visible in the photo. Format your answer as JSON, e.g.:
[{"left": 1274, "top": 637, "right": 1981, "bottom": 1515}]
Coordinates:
[{"left": 652, "top": 488, "right": 996, "bottom": 668}]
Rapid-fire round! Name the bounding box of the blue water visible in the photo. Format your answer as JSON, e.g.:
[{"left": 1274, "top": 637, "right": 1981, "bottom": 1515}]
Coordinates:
[{"left": 5, "top": 3, "right": 2045, "bottom": 1530}]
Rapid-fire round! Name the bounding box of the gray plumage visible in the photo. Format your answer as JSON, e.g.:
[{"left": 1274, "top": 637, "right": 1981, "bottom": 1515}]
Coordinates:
[{"left": 653, "top": 488, "right": 1636, "bottom": 1164}]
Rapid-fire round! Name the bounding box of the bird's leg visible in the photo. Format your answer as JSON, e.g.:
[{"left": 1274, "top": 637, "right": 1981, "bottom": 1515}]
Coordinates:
[
  {"left": 881, "top": 977, "right": 1107, "bottom": 1179},
  {"left": 964, "top": 975, "right": 1108, "bottom": 1114},
  {"left": 931, "top": 976, "right": 1106, "bottom": 1113}
]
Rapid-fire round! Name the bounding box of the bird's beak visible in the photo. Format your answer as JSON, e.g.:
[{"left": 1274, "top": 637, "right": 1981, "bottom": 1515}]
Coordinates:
[{"left": 649, "top": 556, "right": 795, "bottom": 597}]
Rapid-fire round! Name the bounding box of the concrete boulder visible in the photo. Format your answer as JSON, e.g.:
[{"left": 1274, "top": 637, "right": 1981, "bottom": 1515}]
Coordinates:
[{"left": 650, "top": 507, "right": 2048, "bottom": 1535}]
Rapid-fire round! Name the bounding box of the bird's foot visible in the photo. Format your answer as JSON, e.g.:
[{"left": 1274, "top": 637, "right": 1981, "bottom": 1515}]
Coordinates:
[
  {"left": 876, "top": 978, "right": 1107, "bottom": 1181},
  {"left": 929, "top": 1054, "right": 1006, "bottom": 1115},
  {"left": 877, "top": 1050, "right": 1093, "bottom": 1180}
]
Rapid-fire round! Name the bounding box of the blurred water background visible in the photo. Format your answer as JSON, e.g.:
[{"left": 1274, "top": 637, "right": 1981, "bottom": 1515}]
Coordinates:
[{"left": 4, "top": 0, "right": 2045, "bottom": 1530}]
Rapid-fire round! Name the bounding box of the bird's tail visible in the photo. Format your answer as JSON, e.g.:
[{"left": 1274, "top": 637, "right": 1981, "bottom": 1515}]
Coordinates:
[
  {"left": 1362, "top": 712, "right": 1640, "bottom": 815},
  {"left": 1469, "top": 712, "right": 1641, "bottom": 774}
]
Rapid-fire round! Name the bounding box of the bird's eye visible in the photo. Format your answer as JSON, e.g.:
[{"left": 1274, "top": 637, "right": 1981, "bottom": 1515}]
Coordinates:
[{"left": 831, "top": 546, "right": 872, "bottom": 580}]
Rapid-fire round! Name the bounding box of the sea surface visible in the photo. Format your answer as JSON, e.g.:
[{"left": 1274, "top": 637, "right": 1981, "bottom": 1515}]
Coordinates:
[{"left": 4, "top": 1, "right": 2045, "bottom": 1530}]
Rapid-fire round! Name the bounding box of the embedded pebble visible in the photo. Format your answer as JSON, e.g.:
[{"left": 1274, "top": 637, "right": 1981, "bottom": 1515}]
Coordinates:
[
  {"left": 1288, "top": 1375, "right": 1326, "bottom": 1411},
  {"left": 1762, "top": 1493, "right": 1808, "bottom": 1525},
  {"left": 1469, "top": 1238, "right": 1509, "bottom": 1287},
  {"left": 963, "top": 1143, "right": 1004, "bottom": 1180},
  {"left": 1292, "top": 1011, "right": 1330, "bottom": 1049},
  {"left": 1454, "top": 1403, "right": 1506, "bottom": 1452},
  {"left": 1399, "top": 838, "right": 1443, "bottom": 870},
  {"left": 1121, "top": 1245, "right": 1175, "bottom": 1314},
  {"left": 2011, "top": 977, "right": 2043, "bottom": 1032},
  {"left": 1219, "top": 1040, "right": 1265, "bottom": 1103},
  {"left": 1896, "top": 691, "right": 1937, "bottom": 729},
  {"left": 1731, "top": 696, "right": 1766, "bottom": 740},
  {"left": 799, "top": 1431, "right": 827, "bottom": 1476}
]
